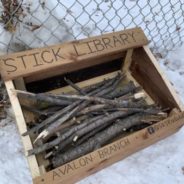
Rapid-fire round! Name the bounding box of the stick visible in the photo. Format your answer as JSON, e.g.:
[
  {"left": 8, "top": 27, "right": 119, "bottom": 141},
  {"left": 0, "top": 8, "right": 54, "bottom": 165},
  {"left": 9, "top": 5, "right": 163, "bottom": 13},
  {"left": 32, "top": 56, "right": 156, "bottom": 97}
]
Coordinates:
[
  {"left": 22, "top": 101, "right": 80, "bottom": 136},
  {"left": 15, "top": 90, "right": 72, "bottom": 106},
  {"left": 24, "top": 72, "right": 123, "bottom": 136},
  {"left": 75, "top": 123, "right": 110, "bottom": 145},
  {"left": 34, "top": 105, "right": 81, "bottom": 143},
  {"left": 83, "top": 72, "right": 122, "bottom": 95},
  {"left": 52, "top": 113, "right": 165, "bottom": 167},
  {"left": 78, "top": 104, "right": 107, "bottom": 115},
  {"left": 66, "top": 107, "right": 160, "bottom": 145},
  {"left": 28, "top": 106, "right": 160, "bottom": 155},
  {"left": 56, "top": 115, "right": 88, "bottom": 132},
  {"left": 54, "top": 93, "right": 146, "bottom": 108},
  {"left": 105, "top": 81, "right": 140, "bottom": 99},
  {"left": 23, "top": 75, "right": 109, "bottom": 137},
  {"left": 28, "top": 115, "right": 105, "bottom": 155},
  {"left": 21, "top": 104, "right": 49, "bottom": 116}
]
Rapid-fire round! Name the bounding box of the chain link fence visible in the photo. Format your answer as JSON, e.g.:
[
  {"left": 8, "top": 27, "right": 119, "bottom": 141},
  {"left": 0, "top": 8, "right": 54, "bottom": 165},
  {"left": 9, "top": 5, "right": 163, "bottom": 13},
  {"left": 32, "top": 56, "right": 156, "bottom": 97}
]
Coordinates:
[{"left": 0, "top": 0, "right": 183, "bottom": 56}]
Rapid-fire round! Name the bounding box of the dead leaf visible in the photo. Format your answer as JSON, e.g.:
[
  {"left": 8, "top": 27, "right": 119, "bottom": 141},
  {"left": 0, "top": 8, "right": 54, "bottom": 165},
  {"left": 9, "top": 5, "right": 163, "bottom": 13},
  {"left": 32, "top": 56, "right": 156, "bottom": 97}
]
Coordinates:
[{"left": 31, "top": 25, "right": 41, "bottom": 32}]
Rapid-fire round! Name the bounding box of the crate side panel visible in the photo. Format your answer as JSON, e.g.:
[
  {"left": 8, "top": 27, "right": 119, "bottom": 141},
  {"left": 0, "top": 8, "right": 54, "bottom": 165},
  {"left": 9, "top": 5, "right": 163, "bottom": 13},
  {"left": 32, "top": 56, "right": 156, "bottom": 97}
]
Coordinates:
[{"left": 131, "top": 46, "right": 183, "bottom": 110}]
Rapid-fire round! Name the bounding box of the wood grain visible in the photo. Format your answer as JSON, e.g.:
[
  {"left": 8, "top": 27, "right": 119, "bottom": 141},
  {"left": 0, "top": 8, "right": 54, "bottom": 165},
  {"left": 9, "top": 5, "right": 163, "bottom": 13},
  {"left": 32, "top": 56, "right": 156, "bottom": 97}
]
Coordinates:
[{"left": 0, "top": 28, "right": 148, "bottom": 81}]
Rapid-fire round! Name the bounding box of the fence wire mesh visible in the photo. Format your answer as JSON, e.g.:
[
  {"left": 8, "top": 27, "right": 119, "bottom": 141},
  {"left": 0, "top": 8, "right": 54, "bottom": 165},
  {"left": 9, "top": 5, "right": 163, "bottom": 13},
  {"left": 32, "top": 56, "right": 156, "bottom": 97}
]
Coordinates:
[{"left": 0, "top": 0, "right": 184, "bottom": 56}]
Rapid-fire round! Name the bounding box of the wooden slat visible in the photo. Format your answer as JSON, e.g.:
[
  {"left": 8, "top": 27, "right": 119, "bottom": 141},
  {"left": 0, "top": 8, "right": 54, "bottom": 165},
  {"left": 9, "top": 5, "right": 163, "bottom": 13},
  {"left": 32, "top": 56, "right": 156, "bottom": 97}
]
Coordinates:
[
  {"left": 130, "top": 46, "right": 184, "bottom": 110},
  {"left": 14, "top": 78, "right": 36, "bottom": 123},
  {"left": 143, "top": 46, "right": 184, "bottom": 110},
  {"left": 0, "top": 28, "right": 148, "bottom": 81},
  {"left": 33, "top": 112, "right": 184, "bottom": 184},
  {"left": 5, "top": 80, "right": 40, "bottom": 178},
  {"left": 122, "top": 49, "right": 154, "bottom": 105},
  {"left": 14, "top": 78, "right": 48, "bottom": 174},
  {"left": 122, "top": 49, "right": 133, "bottom": 72}
]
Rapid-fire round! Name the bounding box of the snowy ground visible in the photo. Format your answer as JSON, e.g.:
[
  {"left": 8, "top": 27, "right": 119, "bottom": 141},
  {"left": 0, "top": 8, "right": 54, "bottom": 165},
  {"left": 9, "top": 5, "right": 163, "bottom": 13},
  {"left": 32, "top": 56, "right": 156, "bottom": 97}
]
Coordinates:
[{"left": 0, "top": 46, "right": 184, "bottom": 184}]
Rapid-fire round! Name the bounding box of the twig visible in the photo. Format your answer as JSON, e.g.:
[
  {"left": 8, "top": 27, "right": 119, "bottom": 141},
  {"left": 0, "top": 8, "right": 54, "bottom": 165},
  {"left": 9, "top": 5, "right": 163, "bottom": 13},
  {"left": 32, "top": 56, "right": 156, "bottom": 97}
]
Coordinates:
[
  {"left": 15, "top": 90, "right": 72, "bottom": 106},
  {"left": 54, "top": 93, "right": 146, "bottom": 108},
  {"left": 28, "top": 106, "right": 160, "bottom": 156},
  {"left": 21, "top": 104, "right": 49, "bottom": 116},
  {"left": 34, "top": 105, "right": 81, "bottom": 143},
  {"left": 52, "top": 112, "right": 165, "bottom": 167},
  {"left": 22, "top": 101, "right": 80, "bottom": 136},
  {"left": 28, "top": 115, "right": 104, "bottom": 155},
  {"left": 64, "top": 78, "right": 85, "bottom": 95}
]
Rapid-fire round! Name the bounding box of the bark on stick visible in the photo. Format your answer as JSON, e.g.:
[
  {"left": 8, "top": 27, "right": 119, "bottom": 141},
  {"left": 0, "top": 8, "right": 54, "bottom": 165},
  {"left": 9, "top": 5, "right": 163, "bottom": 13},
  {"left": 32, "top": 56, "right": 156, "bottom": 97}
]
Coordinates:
[{"left": 52, "top": 113, "right": 165, "bottom": 167}]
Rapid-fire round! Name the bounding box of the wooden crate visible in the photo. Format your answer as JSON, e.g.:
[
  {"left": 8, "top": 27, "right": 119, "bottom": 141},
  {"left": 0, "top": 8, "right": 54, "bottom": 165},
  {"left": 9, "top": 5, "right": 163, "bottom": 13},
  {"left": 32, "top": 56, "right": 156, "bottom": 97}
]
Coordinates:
[{"left": 1, "top": 27, "right": 184, "bottom": 184}]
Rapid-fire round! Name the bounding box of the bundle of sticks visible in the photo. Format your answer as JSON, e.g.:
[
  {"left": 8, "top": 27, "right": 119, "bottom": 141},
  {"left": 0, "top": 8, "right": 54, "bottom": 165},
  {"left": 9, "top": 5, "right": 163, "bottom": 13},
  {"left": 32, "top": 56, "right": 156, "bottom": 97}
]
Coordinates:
[{"left": 15, "top": 72, "right": 168, "bottom": 168}]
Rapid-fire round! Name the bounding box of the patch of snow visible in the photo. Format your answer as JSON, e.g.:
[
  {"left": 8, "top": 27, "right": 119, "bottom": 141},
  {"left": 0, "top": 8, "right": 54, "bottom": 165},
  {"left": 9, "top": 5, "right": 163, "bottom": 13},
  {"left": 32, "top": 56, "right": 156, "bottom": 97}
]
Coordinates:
[
  {"left": 0, "top": 116, "right": 32, "bottom": 184},
  {"left": 159, "top": 45, "right": 184, "bottom": 103}
]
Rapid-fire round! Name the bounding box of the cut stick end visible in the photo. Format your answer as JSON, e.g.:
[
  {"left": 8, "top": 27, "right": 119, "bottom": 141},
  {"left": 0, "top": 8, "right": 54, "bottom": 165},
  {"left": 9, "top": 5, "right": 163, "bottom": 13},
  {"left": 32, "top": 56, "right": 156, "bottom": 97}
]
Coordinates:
[
  {"left": 73, "top": 135, "right": 78, "bottom": 142},
  {"left": 34, "top": 130, "right": 49, "bottom": 144},
  {"left": 134, "top": 92, "right": 146, "bottom": 99},
  {"left": 44, "top": 151, "right": 53, "bottom": 159}
]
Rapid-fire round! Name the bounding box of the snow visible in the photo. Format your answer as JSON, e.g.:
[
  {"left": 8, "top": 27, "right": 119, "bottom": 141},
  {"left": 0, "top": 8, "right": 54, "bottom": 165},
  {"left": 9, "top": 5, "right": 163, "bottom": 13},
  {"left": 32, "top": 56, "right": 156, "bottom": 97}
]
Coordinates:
[
  {"left": 160, "top": 46, "right": 184, "bottom": 103},
  {"left": 0, "top": 116, "right": 32, "bottom": 184},
  {"left": 0, "top": 0, "right": 183, "bottom": 54},
  {"left": 0, "top": 0, "right": 73, "bottom": 52},
  {"left": 0, "top": 0, "right": 184, "bottom": 184}
]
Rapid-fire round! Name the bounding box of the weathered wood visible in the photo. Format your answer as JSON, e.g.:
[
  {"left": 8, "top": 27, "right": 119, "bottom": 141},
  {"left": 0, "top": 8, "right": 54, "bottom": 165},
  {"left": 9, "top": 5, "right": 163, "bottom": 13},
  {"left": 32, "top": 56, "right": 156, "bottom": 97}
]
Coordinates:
[
  {"left": 104, "top": 81, "right": 139, "bottom": 99},
  {"left": 0, "top": 28, "right": 148, "bottom": 81},
  {"left": 28, "top": 115, "right": 104, "bottom": 155},
  {"left": 53, "top": 94, "right": 146, "bottom": 108},
  {"left": 28, "top": 106, "right": 161, "bottom": 156},
  {"left": 15, "top": 90, "right": 72, "bottom": 106},
  {"left": 52, "top": 113, "right": 166, "bottom": 167},
  {"left": 49, "top": 71, "right": 120, "bottom": 95}
]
